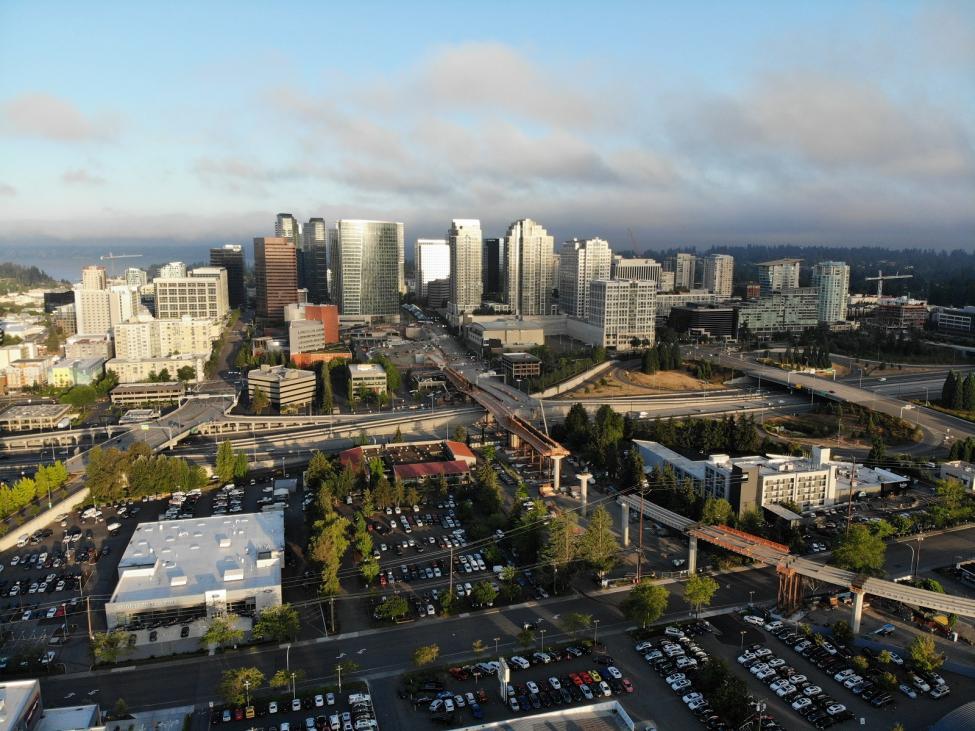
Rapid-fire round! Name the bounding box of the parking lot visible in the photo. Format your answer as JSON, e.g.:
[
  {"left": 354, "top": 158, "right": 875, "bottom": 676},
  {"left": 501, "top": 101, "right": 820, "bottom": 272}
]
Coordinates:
[{"left": 211, "top": 688, "right": 377, "bottom": 730}]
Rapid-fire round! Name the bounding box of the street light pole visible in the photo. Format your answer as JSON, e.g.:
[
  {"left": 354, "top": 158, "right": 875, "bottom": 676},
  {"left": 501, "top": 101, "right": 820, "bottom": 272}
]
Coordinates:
[
  {"left": 539, "top": 628, "right": 546, "bottom": 654},
  {"left": 593, "top": 619, "right": 600, "bottom": 646},
  {"left": 494, "top": 636, "right": 500, "bottom": 658}
]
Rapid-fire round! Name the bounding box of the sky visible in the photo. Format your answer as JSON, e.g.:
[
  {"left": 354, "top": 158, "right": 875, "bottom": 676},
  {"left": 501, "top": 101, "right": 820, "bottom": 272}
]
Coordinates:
[{"left": 0, "top": 0, "right": 973, "bottom": 268}]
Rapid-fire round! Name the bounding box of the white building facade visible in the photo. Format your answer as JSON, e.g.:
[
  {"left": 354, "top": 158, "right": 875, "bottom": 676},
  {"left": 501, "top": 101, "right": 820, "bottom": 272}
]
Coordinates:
[
  {"left": 504, "top": 218, "right": 555, "bottom": 317},
  {"left": 702, "top": 254, "right": 734, "bottom": 298},
  {"left": 587, "top": 279, "right": 656, "bottom": 348},
  {"left": 415, "top": 239, "right": 450, "bottom": 300},
  {"left": 448, "top": 220, "right": 483, "bottom": 313},
  {"left": 559, "top": 238, "right": 613, "bottom": 319},
  {"left": 812, "top": 261, "right": 850, "bottom": 323}
]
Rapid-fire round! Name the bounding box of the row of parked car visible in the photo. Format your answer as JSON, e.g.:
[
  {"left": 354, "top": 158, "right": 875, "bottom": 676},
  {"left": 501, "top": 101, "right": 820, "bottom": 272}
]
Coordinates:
[
  {"left": 503, "top": 663, "right": 634, "bottom": 713},
  {"left": 635, "top": 622, "right": 785, "bottom": 731},
  {"left": 212, "top": 691, "right": 377, "bottom": 730}
]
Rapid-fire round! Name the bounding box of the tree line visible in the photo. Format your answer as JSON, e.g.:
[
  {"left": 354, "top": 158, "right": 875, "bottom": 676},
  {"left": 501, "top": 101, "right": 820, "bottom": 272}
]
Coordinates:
[
  {"left": 940, "top": 370, "right": 975, "bottom": 412},
  {"left": 85, "top": 442, "right": 208, "bottom": 503},
  {"left": 0, "top": 461, "right": 70, "bottom": 520},
  {"left": 639, "top": 342, "right": 683, "bottom": 374}
]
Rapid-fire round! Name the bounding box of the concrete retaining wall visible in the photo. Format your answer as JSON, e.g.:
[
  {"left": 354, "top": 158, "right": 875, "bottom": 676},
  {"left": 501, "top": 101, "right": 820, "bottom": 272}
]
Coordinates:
[
  {"left": 531, "top": 360, "right": 614, "bottom": 399},
  {"left": 0, "top": 486, "right": 90, "bottom": 552}
]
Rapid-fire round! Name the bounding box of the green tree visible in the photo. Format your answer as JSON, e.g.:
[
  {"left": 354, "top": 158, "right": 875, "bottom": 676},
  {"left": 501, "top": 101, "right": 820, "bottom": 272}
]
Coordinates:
[
  {"left": 516, "top": 628, "right": 536, "bottom": 650},
  {"left": 320, "top": 364, "right": 334, "bottom": 414},
  {"left": 251, "top": 604, "right": 300, "bottom": 642},
  {"left": 361, "top": 558, "right": 380, "bottom": 585},
  {"left": 60, "top": 384, "right": 97, "bottom": 409},
  {"left": 908, "top": 634, "right": 944, "bottom": 673},
  {"left": 112, "top": 697, "right": 129, "bottom": 719},
  {"left": 375, "top": 595, "right": 409, "bottom": 621},
  {"left": 832, "top": 524, "right": 886, "bottom": 574},
  {"left": 251, "top": 386, "right": 269, "bottom": 414},
  {"left": 472, "top": 639, "right": 486, "bottom": 656},
  {"left": 91, "top": 629, "right": 130, "bottom": 664},
  {"left": 157, "top": 368, "right": 172, "bottom": 382},
  {"left": 218, "top": 667, "right": 264, "bottom": 705},
  {"left": 621, "top": 580, "right": 670, "bottom": 628},
  {"left": 471, "top": 580, "right": 498, "bottom": 607},
  {"left": 878, "top": 649, "right": 893, "bottom": 665},
  {"left": 852, "top": 655, "right": 869, "bottom": 672},
  {"left": 201, "top": 613, "right": 244, "bottom": 649},
  {"left": 176, "top": 365, "right": 196, "bottom": 382},
  {"left": 576, "top": 505, "right": 619, "bottom": 574},
  {"left": 684, "top": 573, "right": 719, "bottom": 616},
  {"left": 214, "top": 441, "right": 237, "bottom": 483},
  {"left": 561, "top": 612, "right": 593, "bottom": 638},
  {"left": 832, "top": 620, "right": 853, "bottom": 645},
  {"left": 451, "top": 425, "right": 467, "bottom": 442},
  {"left": 700, "top": 497, "right": 733, "bottom": 526},
  {"left": 413, "top": 643, "right": 440, "bottom": 667},
  {"left": 540, "top": 511, "right": 579, "bottom": 591}
]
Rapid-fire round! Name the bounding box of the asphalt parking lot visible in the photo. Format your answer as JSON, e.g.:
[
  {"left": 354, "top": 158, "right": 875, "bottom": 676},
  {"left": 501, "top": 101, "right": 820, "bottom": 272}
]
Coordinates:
[{"left": 211, "top": 687, "right": 377, "bottom": 730}]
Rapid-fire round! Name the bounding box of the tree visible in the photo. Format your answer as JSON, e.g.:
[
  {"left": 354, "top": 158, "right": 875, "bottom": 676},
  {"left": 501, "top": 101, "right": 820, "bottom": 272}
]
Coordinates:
[
  {"left": 157, "top": 368, "right": 172, "bottom": 382},
  {"left": 684, "top": 573, "right": 719, "bottom": 616},
  {"left": 832, "top": 524, "right": 886, "bottom": 575},
  {"left": 215, "top": 441, "right": 237, "bottom": 483},
  {"left": 269, "top": 669, "right": 298, "bottom": 689},
  {"left": 375, "top": 595, "right": 409, "bottom": 621},
  {"left": 176, "top": 365, "right": 196, "bottom": 383},
  {"left": 320, "top": 364, "right": 334, "bottom": 414},
  {"left": 218, "top": 666, "right": 264, "bottom": 705},
  {"left": 935, "top": 479, "right": 966, "bottom": 512},
  {"left": 201, "top": 614, "right": 244, "bottom": 649},
  {"left": 251, "top": 386, "right": 269, "bottom": 414},
  {"left": 112, "top": 697, "right": 129, "bottom": 719},
  {"left": 516, "top": 628, "right": 536, "bottom": 650},
  {"left": 866, "top": 435, "right": 886, "bottom": 468},
  {"left": 540, "top": 511, "right": 579, "bottom": 591},
  {"left": 700, "top": 497, "right": 733, "bottom": 526},
  {"left": 576, "top": 506, "right": 619, "bottom": 574},
  {"left": 451, "top": 425, "right": 467, "bottom": 443},
  {"left": 561, "top": 612, "right": 593, "bottom": 638},
  {"left": 832, "top": 620, "right": 853, "bottom": 645},
  {"left": 908, "top": 634, "right": 944, "bottom": 673},
  {"left": 91, "top": 629, "right": 130, "bottom": 664},
  {"left": 878, "top": 649, "right": 893, "bottom": 666},
  {"left": 471, "top": 580, "right": 498, "bottom": 607},
  {"left": 413, "top": 643, "right": 440, "bottom": 667},
  {"left": 472, "top": 639, "right": 487, "bottom": 656},
  {"left": 251, "top": 604, "right": 300, "bottom": 642},
  {"left": 361, "top": 557, "right": 380, "bottom": 584},
  {"left": 621, "top": 580, "right": 670, "bottom": 627},
  {"left": 852, "top": 655, "right": 869, "bottom": 672}
]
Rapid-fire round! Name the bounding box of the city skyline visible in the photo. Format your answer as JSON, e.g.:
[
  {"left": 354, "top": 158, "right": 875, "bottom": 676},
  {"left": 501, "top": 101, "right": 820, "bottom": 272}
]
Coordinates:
[{"left": 0, "top": 1, "right": 973, "bottom": 255}]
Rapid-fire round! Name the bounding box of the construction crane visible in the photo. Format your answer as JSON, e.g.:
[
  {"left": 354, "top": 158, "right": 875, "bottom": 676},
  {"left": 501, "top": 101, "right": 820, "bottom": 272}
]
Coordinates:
[
  {"left": 865, "top": 270, "right": 912, "bottom": 298},
  {"left": 99, "top": 252, "right": 143, "bottom": 278}
]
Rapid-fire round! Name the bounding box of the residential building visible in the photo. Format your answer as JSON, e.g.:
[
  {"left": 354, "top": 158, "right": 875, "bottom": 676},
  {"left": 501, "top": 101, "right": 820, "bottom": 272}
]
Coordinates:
[
  {"left": 81, "top": 265, "right": 106, "bottom": 291},
  {"left": 254, "top": 236, "right": 298, "bottom": 322},
  {"left": 611, "top": 257, "right": 662, "bottom": 285},
  {"left": 110, "top": 382, "right": 185, "bottom": 407},
  {"left": 426, "top": 278, "right": 450, "bottom": 309},
  {"left": 482, "top": 238, "right": 504, "bottom": 297},
  {"left": 702, "top": 254, "right": 734, "bottom": 298},
  {"left": 812, "top": 261, "right": 850, "bottom": 323},
  {"left": 113, "top": 317, "right": 216, "bottom": 359},
  {"left": 0, "top": 403, "right": 75, "bottom": 431},
  {"left": 559, "top": 238, "right": 612, "bottom": 319},
  {"left": 159, "top": 261, "right": 186, "bottom": 279},
  {"left": 50, "top": 357, "right": 104, "bottom": 388},
  {"left": 105, "top": 354, "right": 205, "bottom": 384},
  {"left": 209, "top": 244, "right": 246, "bottom": 310},
  {"left": 504, "top": 218, "right": 555, "bottom": 317},
  {"left": 105, "top": 512, "right": 284, "bottom": 649},
  {"left": 52, "top": 303, "right": 76, "bottom": 337},
  {"left": 330, "top": 220, "right": 403, "bottom": 318},
  {"left": 274, "top": 212, "right": 300, "bottom": 247},
  {"left": 348, "top": 363, "right": 387, "bottom": 396},
  {"left": 931, "top": 306, "right": 975, "bottom": 336},
  {"left": 74, "top": 265, "right": 137, "bottom": 337},
  {"left": 587, "top": 279, "right": 656, "bottom": 349},
  {"left": 246, "top": 364, "right": 316, "bottom": 409},
  {"left": 4, "top": 358, "right": 52, "bottom": 389},
  {"left": 64, "top": 334, "right": 112, "bottom": 361},
  {"left": 666, "top": 253, "right": 697, "bottom": 290},
  {"left": 415, "top": 239, "right": 450, "bottom": 300},
  {"left": 289, "top": 320, "right": 327, "bottom": 354},
  {"left": 300, "top": 218, "right": 329, "bottom": 305},
  {"left": 669, "top": 304, "right": 737, "bottom": 339},
  {"left": 734, "top": 287, "right": 818, "bottom": 335},
  {"left": 501, "top": 352, "right": 541, "bottom": 386},
  {"left": 874, "top": 297, "right": 928, "bottom": 332},
  {"left": 125, "top": 267, "right": 148, "bottom": 288},
  {"left": 758, "top": 258, "right": 801, "bottom": 295},
  {"left": 154, "top": 268, "right": 229, "bottom": 321},
  {"left": 448, "top": 220, "right": 483, "bottom": 313}
]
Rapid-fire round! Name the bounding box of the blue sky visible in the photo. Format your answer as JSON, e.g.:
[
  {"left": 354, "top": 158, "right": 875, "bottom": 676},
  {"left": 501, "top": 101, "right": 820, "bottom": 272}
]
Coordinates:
[{"left": 0, "top": 0, "right": 973, "bottom": 255}]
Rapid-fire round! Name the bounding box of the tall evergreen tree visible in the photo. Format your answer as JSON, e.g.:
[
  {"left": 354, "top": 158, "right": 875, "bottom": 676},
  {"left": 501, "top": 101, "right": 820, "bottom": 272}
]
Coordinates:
[
  {"left": 942, "top": 370, "right": 958, "bottom": 408},
  {"left": 964, "top": 373, "right": 975, "bottom": 411}
]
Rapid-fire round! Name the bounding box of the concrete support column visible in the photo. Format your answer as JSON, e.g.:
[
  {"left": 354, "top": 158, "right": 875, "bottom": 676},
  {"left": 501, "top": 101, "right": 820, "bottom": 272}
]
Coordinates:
[
  {"left": 578, "top": 472, "right": 592, "bottom": 517},
  {"left": 509, "top": 432, "right": 521, "bottom": 449},
  {"left": 552, "top": 455, "right": 563, "bottom": 492},
  {"left": 687, "top": 535, "right": 698, "bottom": 574},
  {"left": 621, "top": 501, "right": 630, "bottom": 547},
  {"left": 851, "top": 590, "right": 865, "bottom": 634}
]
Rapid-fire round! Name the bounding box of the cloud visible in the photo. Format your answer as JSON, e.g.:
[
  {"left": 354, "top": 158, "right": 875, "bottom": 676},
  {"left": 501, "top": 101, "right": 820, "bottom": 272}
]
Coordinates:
[
  {"left": 0, "top": 93, "right": 119, "bottom": 142},
  {"left": 0, "top": 182, "right": 15, "bottom": 196},
  {"left": 61, "top": 168, "right": 106, "bottom": 186}
]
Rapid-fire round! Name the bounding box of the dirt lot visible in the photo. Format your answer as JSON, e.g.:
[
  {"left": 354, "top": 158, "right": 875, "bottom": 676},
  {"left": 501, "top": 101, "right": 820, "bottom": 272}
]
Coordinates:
[{"left": 566, "top": 366, "right": 726, "bottom": 398}]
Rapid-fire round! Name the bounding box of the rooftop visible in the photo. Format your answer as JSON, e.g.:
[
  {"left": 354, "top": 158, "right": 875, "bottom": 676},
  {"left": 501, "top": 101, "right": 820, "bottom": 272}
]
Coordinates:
[
  {"left": 109, "top": 512, "right": 284, "bottom": 605},
  {"left": 471, "top": 319, "right": 546, "bottom": 331},
  {"left": 247, "top": 364, "right": 315, "bottom": 382},
  {"left": 502, "top": 352, "right": 541, "bottom": 363},
  {"left": 35, "top": 704, "right": 100, "bottom": 731},
  {"left": 0, "top": 404, "right": 72, "bottom": 419},
  {"left": 452, "top": 701, "right": 633, "bottom": 730},
  {"left": 112, "top": 382, "right": 185, "bottom": 394},
  {"left": 349, "top": 363, "right": 386, "bottom": 375},
  {"left": 759, "top": 258, "right": 802, "bottom": 266},
  {"left": 0, "top": 680, "right": 39, "bottom": 731}
]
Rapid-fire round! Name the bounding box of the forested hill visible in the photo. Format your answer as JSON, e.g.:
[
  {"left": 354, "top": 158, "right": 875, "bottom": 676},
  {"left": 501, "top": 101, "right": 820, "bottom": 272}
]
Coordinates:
[{"left": 0, "top": 262, "right": 63, "bottom": 291}]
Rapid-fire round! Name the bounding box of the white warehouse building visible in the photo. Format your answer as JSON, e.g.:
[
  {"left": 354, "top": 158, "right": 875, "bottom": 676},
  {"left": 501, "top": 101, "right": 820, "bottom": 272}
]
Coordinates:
[{"left": 105, "top": 512, "right": 284, "bottom": 649}]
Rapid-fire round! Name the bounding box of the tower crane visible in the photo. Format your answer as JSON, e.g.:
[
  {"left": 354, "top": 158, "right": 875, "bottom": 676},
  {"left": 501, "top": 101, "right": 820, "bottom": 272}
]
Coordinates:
[
  {"left": 99, "top": 252, "right": 143, "bottom": 278},
  {"left": 865, "top": 270, "right": 912, "bottom": 298}
]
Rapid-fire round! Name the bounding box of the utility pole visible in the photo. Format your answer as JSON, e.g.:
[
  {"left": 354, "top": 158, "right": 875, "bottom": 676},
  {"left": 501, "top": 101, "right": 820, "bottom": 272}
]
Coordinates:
[
  {"left": 845, "top": 457, "right": 857, "bottom": 536},
  {"left": 637, "top": 479, "right": 646, "bottom": 582},
  {"left": 85, "top": 595, "right": 93, "bottom": 640},
  {"left": 448, "top": 546, "right": 454, "bottom": 597}
]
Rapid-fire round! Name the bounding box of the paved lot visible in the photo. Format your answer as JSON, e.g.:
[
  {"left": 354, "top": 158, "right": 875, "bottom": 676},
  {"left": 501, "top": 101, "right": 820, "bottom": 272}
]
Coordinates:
[{"left": 211, "top": 686, "right": 375, "bottom": 731}]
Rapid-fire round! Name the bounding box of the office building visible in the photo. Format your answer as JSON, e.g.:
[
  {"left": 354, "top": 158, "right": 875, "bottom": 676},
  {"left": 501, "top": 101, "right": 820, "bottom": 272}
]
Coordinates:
[
  {"left": 550, "top": 254, "right": 560, "bottom": 295},
  {"left": 668, "top": 304, "right": 737, "bottom": 339},
  {"left": 110, "top": 382, "right": 185, "bottom": 407},
  {"left": 0, "top": 403, "right": 75, "bottom": 431},
  {"left": 254, "top": 236, "right": 298, "bottom": 322},
  {"left": 874, "top": 297, "right": 928, "bottom": 332},
  {"left": 415, "top": 239, "right": 450, "bottom": 300},
  {"left": 734, "top": 287, "right": 818, "bottom": 335},
  {"left": 812, "top": 261, "right": 850, "bottom": 323},
  {"left": 209, "top": 244, "right": 246, "bottom": 310},
  {"left": 482, "top": 238, "right": 504, "bottom": 298},
  {"left": 105, "top": 512, "right": 284, "bottom": 649},
  {"left": 159, "top": 262, "right": 187, "bottom": 279},
  {"left": 329, "top": 220, "right": 403, "bottom": 318},
  {"left": 154, "top": 268, "right": 229, "bottom": 321},
  {"left": 448, "top": 220, "right": 483, "bottom": 313},
  {"left": 559, "top": 238, "right": 612, "bottom": 319},
  {"left": 655, "top": 291, "right": 719, "bottom": 320},
  {"left": 758, "top": 259, "right": 801, "bottom": 295},
  {"left": 348, "top": 363, "right": 388, "bottom": 396},
  {"left": 289, "top": 320, "right": 327, "bottom": 354},
  {"left": 501, "top": 352, "right": 541, "bottom": 386},
  {"left": 931, "top": 306, "right": 975, "bottom": 336},
  {"left": 247, "top": 364, "right": 316, "bottom": 409},
  {"left": 50, "top": 357, "right": 105, "bottom": 388},
  {"left": 52, "top": 304, "right": 76, "bottom": 337},
  {"left": 42, "top": 289, "right": 74, "bottom": 313},
  {"left": 587, "top": 279, "right": 656, "bottom": 349},
  {"left": 504, "top": 218, "right": 555, "bottom": 317},
  {"left": 426, "top": 278, "right": 450, "bottom": 309},
  {"left": 702, "top": 254, "right": 734, "bottom": 298},
  {"left": 612, "top": 257, "right": 661, "bottom": 285},
  {"left": 114, "top": 317, "right": 216, "bottom": 360},
  {"left": 275, "top": 212, "right": 299, "bottom": 247},
  {"left": 125, "top": 267, "right": 148, "bottom": 288},
  {"left": 63, "top": 334, "right": 112, "bottom": 361},
  {"left": 666, "top": 253, "right": 697, "bottom": 290},
  {"left": 299, "top": 218, "right": 329, "bottom": 305},
  {"left": 106, "top": 354, "right": 205, "bottom": 384}
]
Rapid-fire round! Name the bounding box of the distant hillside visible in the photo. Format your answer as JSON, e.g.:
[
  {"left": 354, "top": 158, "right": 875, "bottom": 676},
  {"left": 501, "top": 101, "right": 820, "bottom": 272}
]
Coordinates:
[{"left": 0, "top": 262, "right": 64, "bottom": 293}]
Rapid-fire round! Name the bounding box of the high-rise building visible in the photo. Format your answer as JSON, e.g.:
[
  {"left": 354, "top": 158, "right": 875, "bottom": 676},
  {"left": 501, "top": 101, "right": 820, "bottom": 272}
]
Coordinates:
[
  {"left": 125, "top": 268, "right": 148, "bottom": 288},
  {"left": 154, "top": 268, "right": 229, "bottom": 320},
  {"left": 254, "top": 237, "right": 298, "bottom": 322},
  {"left": 448, "top": 219, "right": 483, "bottom": 313},
  {"left": 666, "top": 253, "right": 697, "bottom": 290},
  {"left": 550, "top": 254, "right": 561, "bottom": 296},
  {"left": 209, "top": 244, "right": 246, "bottom": 310},
  {"left": 734, "top": 287, "right": 818, "bottom": 335},
  {"left": 702, "top": 254, "right": 734, "bottom": 298},
  {"left": 81, "top": 265, "right": 106, "bottom": 291},
  {"left": 482, "top": 238, "right": 504, "bottom": 298},
  {"left": 329, "top": 220, "right": 403, "bottom": 318},
  {"left": 74, "top": 266, "right": 140, "bottom": 336},
  {"left": 559, "top": 238, "right": 612, "bottom": 319},
  {"left": 114, "top": 317, "right": 215, "bottom": 359},
  {"left": 587, "top": 279, "right": 657, "bottom": 349},
  {"left": 159, "top": 262, "right": 186, "bottom": 279},
  {"left": 812, "top": 261, "right": 850, "bottom": 323},
  {"left": 415, "top": 239, "right": 450, "bottom": 300},
  {"left": 504, "top": 218, "right": 554, "bottom": 317},
  {"left": 758, "top": 259, "right": 801, "bottom": 295},
  {"left": 275, "top": 213, "right": 300, "bottom": 247},
  {"left": 299, "top": 218, "right": 329, "bottom": 305},
  {"left": 611, "top": 257, "right": 662, "bottom": 285}
]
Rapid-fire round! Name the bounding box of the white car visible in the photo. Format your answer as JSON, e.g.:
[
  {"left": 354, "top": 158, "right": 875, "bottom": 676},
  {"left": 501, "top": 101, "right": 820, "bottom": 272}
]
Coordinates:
[
  {"left": 526, "top": 681, "right": 539, "bottom": 694},
  {"left": 911, "top": 675, "right": 931, "bottom": 692},
  {"left": 664, "top": 626, "right": 685, "bottom": 638},
  {"left": 268, "top": 701, "right": 278, "bottom": 714},
  {"left": 548, "top": 677, "right": 561, "bottom": 691},
  {"left": 665, "top": 672, "right": 686, "bottom": 685},
  {"left": 510, "top": 656, "right": 530, "bottom": 669},
  {"left": 606, "top": 666, "right": 623, "bottom": 680},
  {"left": 791, "top": 697, "right": 812, "bottom": 711},
  {"left": 682, "top": 692, "right": 703, "bottom": 704},
  {"left": 635, "top": 641, "right": 655, "bottom": 652},
  {"left": 687, "top": 698, "right": 708, "bottom": 711},
  {"left": 899, "top": 684, "right": 917, "bottom": 699},
  {"left": 888, "top": 652, "right": 904, "bottom": 666},
  {"left": 787, "top": 675, "right": 807, "bottom": 686},
  {"left": 769, "top": 679, "right": 790, "bottom": 692},
  {"left": 826, "top": 704, "right": 847, "bottom": 715},
  {"left": 930, "top": 685, "right": 951, "bottom": 699},
  {"left": 775, "top": 683, "right": 796, "bottom": 697},
  {"left": 803, "top": 685, "right": 822, "bottom": 697},
  {"left": 291, "top": 698, "right": 301, "bottom": 712},
  {"left": 743, "top": 615, "right": 765, "bottom": 626}
]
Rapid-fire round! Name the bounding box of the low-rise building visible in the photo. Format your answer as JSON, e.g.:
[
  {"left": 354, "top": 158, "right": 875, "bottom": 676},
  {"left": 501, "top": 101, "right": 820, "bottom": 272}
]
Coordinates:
[
  {"left": 49, "top": 357, "right": 105, "bottom": 388},
  {"left": 105, "top": 354, "right": 205, "bottom": 384},
  {"left": 110, "top": 382, "right": 185, "bottom": 407},
  {"left": 0, "top": 404, "right": 75, "bottom": 432},
  {"left": 246, "top": 364, "right": 316, "bottom": 409},
  {"left": 339, "top": 440, "right": 477, "bottom": 486},
  {"left": 655, "top": 290, "right": 719, "bottom": 320},
  {"left": 734, "top": 287, "right": 818, "bottom": 335},
  {"left": 4, "top": 359, "right": 52, "bottom": 389},
  {"left": 668, "top": 304, "right": 737, "bottom": 340},
  {"left": 940, "top": 460, "right": 975, "bottom": 492},
  {"left": 0, "top": 678, "right": 102, "bottom": 731},
  {"left": 105, "top": 512, "right": 284, "bottom": 649},
  {"left": 462, "top": 320, "right": 546, "bottom": 352},
  {"left": 348, "top": 363, "right": 387, "bottom": 397},
  {"left": 64, "top": 334, "right": 113, "bottom": 361},
  {"left": 873, "top": 297, "right": 928, "bottom": 332},
  {"left": 0, "top": 342, "right": 39, "bottom": 369},
  {"left": 501, "top": 352, "right": 542, "bottom": 386},
  {"left": 930, "top": 306, "right": 975, "bottom": 336}
]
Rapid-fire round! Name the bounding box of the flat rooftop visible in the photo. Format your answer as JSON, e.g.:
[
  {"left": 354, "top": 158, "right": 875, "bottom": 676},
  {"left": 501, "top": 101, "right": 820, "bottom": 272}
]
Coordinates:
[
  {"left": 0, "top": 680, "right": 39, "bottom": 731},
  {"left": 349, "top": 362, "right": 386, "bottom": 375},
  {"left": 0, "top": 404, "right": 71, "bottom": 418},
  {"left": 36, "top": 704, "right": 100, "bottom": 731},
  {"left": 109, "top": 512, "right": 284, "bottom": 605},
  {"left": 453, "top": 701, "right": 633, "bottom": 730}
]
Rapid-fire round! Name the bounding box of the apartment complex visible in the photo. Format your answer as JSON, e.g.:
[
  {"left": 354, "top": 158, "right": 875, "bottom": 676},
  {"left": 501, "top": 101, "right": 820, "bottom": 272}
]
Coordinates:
[
  {"left": 758, "top": 259, "right": 801, "bottom": 295},
  {"left": 415, "top": 239, "right": 450, "bottom": 300},
  {"left": 246, "top": 364, "right": 316, "bottom": 408},
  {"left": 209, "top": 244, "right": 247, "bottom": 310},
  {"left": 114, "top": 317, "right": 216, "bottom": 359},
  {"left": 812, "top": 261, "right": 850, "bottom": 323},
  {"left": 611, "top": 257, "right": 662, "bottom": 286},
  {"left": 587, "top": 279, "right": 656, "bottom": 348},
  {"left": 735, "top": 287, "right": 818, "bottom": 335},
  {"left": 667, "top": 253, "right": 697, "bottom": 290},
  {"left": 106, "top": 354, "right": 206, "bottom": 384},
  {"left": 448, "top": 219, "right": 483, "bottom": 313},
  {"left": 559, "top": 237, "right": 612, "bottom": 319},
  {"left": 504, "top": 218, "right": 555, "bottom": 317},
  {"left": 329, "top": 220, "right": 403, "bottom": 318},
  {"left": 73, "top": 265, "right": 141, "bottom": 336},
  {"left": 702, "top": 254, "right": 734, "bottom": 298},
  {"left": 154, "top": 267, "right": 229, "bottom": 321},
  {"left": 254, "top": 236, "right": 298, "bottom": 322}
]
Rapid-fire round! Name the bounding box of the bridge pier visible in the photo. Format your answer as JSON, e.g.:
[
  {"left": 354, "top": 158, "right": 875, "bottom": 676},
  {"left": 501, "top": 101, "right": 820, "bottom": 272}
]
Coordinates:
[
  {"left": 776, "top": 566, "right": 803, "bottom": 613},
  {"left": 509, "top": 432, "right": 521, "bottom": 450},
  {"left": 687, "top": 535, "right": 698, "bottom": 574},
  {"left": 551, "top": 455, "right": 563, "bottom": 492},
  {"left": 577, "top": 472, "right": 592, "bottom": 517},
  {"left": 851, "top": 589, "right": 865, "bottom": 634},
  {"left": 620, "top": 501, "right": 630, "bottom": 546}
]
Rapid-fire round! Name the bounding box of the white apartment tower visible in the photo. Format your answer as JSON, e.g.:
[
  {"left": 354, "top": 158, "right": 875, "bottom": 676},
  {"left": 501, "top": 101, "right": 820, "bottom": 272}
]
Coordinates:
[
  {"left": 612, "top": 257, "right": 662, "bottom": 285},
  {"left": 559, "top": 238, "right": 613, "bottom": 319},
  {"left": 74, "top": 266, "right": 140, "bottom": 336},
  {"left": 587, "top": 279, "right": 657, "bottom": 349},
  {"left": 329, "top": 220, "right": 403, "bottom": 318},
  {"left": 159, "top": 262, "right": 187, "bottom": 279},
  {"left": 758, "top": 259, "right": 801, "bottom": 295},
  {"left": 702, "top": 254, "right": 734, "bottom": 298},
  {"left": 812, "top": 261, "right": 850, "bottom": 323},
  {"left": 504, "top": 218, "right": 555, "bottom": 317},
  {"left": 415, "top": 239, "right": 450, "bottom": 300},
  {"left": 448, "top": 220, "right": 483, "bottom": 313},
  {"left": 668, "top": 253, "right": 697, "bottom": 290}
]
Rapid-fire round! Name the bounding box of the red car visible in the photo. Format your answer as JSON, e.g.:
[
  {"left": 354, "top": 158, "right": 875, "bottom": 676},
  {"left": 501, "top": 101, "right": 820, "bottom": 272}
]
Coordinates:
[
  {"left": 622, "top": 679, "right": 634, "bottom": 693},
  {"left": 569, "top": 673, "right": 583, "bottom": 686},
  {"left": 232, "top": 707, "right": 244, "bottom": 721},
  {"left": 579, "top": 671, "right": 594, "bottom": 685},
  {"left": 449, "top": 667, "right": 470, "bottom": 681}
]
